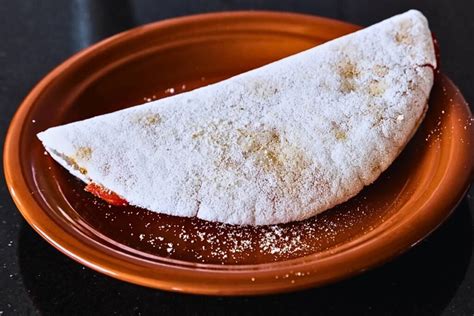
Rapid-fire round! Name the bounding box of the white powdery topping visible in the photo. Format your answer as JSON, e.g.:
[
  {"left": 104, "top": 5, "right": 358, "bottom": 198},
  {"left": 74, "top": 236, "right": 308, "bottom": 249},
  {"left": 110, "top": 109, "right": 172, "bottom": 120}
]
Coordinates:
[
  {"left": 37, "top": 10, "right": 435, "bottom": 226},
  {"left": 123, "top": 193, "right": 380, "bottom": 263}
]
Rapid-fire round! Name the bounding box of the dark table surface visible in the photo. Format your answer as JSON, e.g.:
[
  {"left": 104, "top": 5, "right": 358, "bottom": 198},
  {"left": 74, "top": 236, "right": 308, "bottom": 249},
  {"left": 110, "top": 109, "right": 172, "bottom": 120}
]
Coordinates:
[{"left": 1, "top": 1, "right": 473, "bottom": 315}]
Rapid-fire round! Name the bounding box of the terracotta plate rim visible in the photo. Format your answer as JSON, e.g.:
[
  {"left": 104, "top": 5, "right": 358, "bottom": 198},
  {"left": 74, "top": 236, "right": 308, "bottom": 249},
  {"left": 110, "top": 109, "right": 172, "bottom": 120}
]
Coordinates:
[{"left": 4, "top": 11, "right": 474, "bottom": 295}]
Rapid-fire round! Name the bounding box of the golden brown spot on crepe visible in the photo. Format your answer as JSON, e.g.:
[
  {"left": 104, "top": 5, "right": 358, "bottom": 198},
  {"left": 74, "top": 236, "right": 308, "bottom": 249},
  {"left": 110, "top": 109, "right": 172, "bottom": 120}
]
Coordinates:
[
  {"left": 238, "top": 130, "right": 279, "bottom": 158},
  {"left": 199, "top": 122, "right": 311, "bottom": 202},
  {"left": 63, "top": 155, "right": 88, "bottom": 176},
  {"left": 394, "top": 19, "right": 413, "bottom": 44},
  {"left": 340, "top": 80, "right": 356, "bottom": 93},
  {"left": 339, "top": 60, "right": 359, "bottom": 79},
  {"left": 373, "top": 65, "right": 389, "bottom": 77},
  {"left": 338, "top": 60, "right": 359, "bottom": 93},
  {"left": 194, "top": 121, "right": 236, "bottom": 169},
  {"left": 198, "top": 120, "right": 310, "bottom": 192},
  {"left": 192, "top": 130, "right": 205, "bottom": 139},
  {"left": 64, "top": 155, "right": 76, "bottom": 166},
  {"left": 331, "top": 122, "right": 347, "bottom": 141},
  {"left": 134, "top": 113, "right": 162, "bottom": 126},
  {"left": 370, "top": 161, "right": 382, "bottom": 174},
  {"left": 237, "top": 129, "right": 309, "bottom": 176},
  {"left": 368, "top": 80, "right": 386, "bottom": 96},
  {"left": 144, "top": 114, "right": 161, "bottom": 125},
  {"left": 75, "top": 146, "right": 92, "bottom": 161},
  {"left": 395, "top": 31, "right": 413, "bottom": 44},
  {"left": 252, "top": 132, "right": 283, "bottom": 171},
  {"left": 335, "top": 130, "right": 347, "bottom": 141}
]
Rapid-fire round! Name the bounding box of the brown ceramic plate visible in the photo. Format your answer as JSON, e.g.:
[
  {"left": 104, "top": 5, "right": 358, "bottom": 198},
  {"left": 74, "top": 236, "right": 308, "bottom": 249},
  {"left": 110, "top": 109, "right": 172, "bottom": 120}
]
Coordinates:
[{"left": 4, "top": 12, "right": 474, "bottom": 296}]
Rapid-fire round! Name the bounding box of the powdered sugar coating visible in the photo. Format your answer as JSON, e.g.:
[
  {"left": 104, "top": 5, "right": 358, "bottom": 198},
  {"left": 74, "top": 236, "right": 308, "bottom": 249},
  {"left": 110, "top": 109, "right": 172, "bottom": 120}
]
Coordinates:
[{"left": 38, "top": 10, "right": 436, "bottom": 225}]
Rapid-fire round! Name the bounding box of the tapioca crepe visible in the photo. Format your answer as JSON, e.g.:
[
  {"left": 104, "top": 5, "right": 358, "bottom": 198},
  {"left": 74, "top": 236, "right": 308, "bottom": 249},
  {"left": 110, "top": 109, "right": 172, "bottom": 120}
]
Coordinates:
[{"left": 38, "top": 10, "right": 436, "bottom": 226}]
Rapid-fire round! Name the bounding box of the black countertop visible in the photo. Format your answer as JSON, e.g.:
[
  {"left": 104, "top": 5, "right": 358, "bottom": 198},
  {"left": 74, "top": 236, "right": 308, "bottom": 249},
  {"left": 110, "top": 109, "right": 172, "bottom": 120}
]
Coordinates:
[{"left": 1, "top": 1, "right": 473, "bottom": 315}]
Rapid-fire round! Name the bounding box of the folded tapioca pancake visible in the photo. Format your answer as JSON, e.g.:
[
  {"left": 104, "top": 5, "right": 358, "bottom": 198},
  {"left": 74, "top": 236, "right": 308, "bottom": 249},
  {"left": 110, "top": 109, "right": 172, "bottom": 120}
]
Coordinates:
[{"left": 38, "top": 10, "right": 436, "bottom": 226}]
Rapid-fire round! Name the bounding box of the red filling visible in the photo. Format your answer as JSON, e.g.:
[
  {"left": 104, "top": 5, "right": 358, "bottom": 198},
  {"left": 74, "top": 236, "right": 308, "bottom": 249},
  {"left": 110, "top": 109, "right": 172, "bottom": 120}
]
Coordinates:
[{"left": 85, "top": 183, "right": 128, "bottom": 206}]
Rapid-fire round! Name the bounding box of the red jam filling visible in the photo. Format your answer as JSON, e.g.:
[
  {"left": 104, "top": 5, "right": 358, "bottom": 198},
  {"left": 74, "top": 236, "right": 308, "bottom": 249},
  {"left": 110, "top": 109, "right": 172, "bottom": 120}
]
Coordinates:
[{"left": 85, "top": 183, "right": 128, "bottom": 206}]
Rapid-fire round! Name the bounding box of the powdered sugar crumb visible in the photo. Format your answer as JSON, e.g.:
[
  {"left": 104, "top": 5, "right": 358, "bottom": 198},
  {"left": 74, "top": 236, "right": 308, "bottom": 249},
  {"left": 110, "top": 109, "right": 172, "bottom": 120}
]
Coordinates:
[
  {"left": 87, "top": 189, "right": 388, "bottom": 264},
  {"left": 165, "top": 87, "right": 175, "bottom": 94}
]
